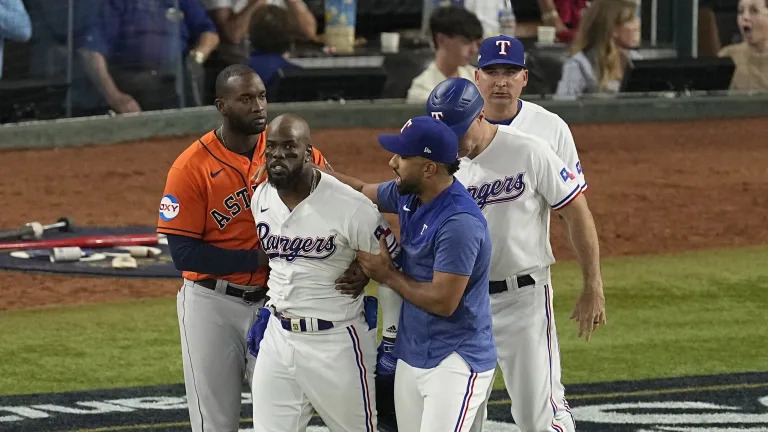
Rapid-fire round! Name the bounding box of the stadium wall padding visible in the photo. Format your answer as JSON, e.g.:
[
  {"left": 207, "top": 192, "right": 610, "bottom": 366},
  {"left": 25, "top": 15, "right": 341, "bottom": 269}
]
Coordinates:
[{"left": 1, "top": 95, "right": 767, "bottom": 150}]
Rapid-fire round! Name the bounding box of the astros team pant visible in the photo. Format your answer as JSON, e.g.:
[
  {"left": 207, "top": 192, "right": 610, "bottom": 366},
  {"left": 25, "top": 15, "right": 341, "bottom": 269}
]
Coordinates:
[
  {"left": 471, "top": 273, "right": 576, "bottom": 432},
  {"left": 177, "top": 280, "right": 265, "bottom": 432},
  {"left": 394, "top": 353, "right": 495, "bottom": 432},
  {"left": 251, "top": 313, "right": 377, "bottom": 432}
]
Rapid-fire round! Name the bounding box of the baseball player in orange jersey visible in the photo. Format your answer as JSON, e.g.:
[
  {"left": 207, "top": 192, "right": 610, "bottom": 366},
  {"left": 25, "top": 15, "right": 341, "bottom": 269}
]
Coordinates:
[{"left": 157, "top": 64, "right": 367, "bottom": 432}]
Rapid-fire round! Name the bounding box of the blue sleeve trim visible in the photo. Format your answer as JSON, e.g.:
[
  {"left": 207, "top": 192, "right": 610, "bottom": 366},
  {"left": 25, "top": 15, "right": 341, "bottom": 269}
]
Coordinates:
[{"left": 552, "top": 185, "right": 581, "bottom": 210}]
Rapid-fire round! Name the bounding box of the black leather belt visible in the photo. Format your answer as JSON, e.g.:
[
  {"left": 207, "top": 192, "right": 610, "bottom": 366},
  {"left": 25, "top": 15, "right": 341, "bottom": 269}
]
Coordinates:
[
  {"left": 489, "top": 275, "right": 536, "bottom": 294},
  {"left": 195, "top": 279, "right": 267, "bottom": 304}
]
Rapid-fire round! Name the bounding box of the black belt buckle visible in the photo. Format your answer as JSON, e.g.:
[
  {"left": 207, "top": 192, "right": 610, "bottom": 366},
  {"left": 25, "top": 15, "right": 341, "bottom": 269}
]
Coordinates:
[
  {"left": 241, "top": 288, "right": 266, "bottom": 305},
  {"left": 489, "top": 275, "right": 536, "bottom": 294},
  {"left": 224, "top": 285, "right": 266, "bottom": 305},
  {"left": 197, "top": 279, "right": 265, "bottom": 304}
]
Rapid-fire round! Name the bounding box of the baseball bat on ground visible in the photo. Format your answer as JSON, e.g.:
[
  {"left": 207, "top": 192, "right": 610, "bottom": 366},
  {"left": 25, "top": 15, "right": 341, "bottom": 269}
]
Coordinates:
[
  {"left": 0, "top": 217, "right": 74, "bottom": 241},
  {"left": 0, "top": 233, "right": 164, "bottom": 251}
]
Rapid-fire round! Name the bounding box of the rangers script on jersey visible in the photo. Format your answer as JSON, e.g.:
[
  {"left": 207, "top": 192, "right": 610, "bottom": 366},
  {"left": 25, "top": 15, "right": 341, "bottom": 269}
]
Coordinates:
[
  {"left": 251, "top": 172, "right": 397, "bottom": 323},
  {"left": 455, "top": 125, "right": 582, "bottom": 280}
]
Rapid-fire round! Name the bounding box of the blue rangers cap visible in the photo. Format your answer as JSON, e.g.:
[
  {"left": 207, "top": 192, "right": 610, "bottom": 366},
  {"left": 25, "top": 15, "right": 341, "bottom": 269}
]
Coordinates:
[
  {"left": 426, "top": 77, "right": 485, "bottom": 138},
  {"left": 477, "top": 34, "right": 526, "bottom": 69},
  {"left": 378, "top": 116, "right": 459, "bottom": 164}
]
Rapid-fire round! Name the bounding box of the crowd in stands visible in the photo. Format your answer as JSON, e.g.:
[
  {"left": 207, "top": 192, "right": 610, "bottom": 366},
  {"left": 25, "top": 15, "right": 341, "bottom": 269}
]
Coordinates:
[
  {"left": 408, "top": 0, "right": 768, "bottom": 102},
  {"left": 0, "top": 0, "right": 31, "bottom": 81},
  {"left": 0, "top": 0, "right": 766, "bottom": 120},
  {"left": 1, "top": 0, "right": 315, "bottom": 117}
]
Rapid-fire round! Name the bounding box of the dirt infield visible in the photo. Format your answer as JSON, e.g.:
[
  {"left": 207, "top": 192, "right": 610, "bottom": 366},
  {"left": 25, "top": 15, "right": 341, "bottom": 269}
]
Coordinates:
[{"left": 1, "top": 117, "right": 767, "bottom": 311}]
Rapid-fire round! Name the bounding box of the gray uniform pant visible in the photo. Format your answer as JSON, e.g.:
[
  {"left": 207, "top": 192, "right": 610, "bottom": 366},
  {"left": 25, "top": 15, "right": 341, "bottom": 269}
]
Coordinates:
[{"left": 177, "top": 279, "right": 266, "bottom": 432}]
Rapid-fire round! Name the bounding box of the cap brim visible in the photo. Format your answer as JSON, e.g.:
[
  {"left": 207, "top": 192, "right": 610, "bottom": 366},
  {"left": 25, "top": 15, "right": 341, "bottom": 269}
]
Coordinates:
[
  {"left": 478, "top": 59, "right": 527, "bottom": 69},
  {"left": 378, "top": 134, "right": 417, "bottom": 157}
]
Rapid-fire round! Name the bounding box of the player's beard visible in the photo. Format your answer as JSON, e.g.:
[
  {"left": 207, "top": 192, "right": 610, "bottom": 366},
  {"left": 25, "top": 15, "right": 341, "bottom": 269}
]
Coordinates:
[
  {"left": 396, "top": 179, "right": 421, "bottom": 195},
  {"left": 230, "top": 115, "right": 266, "bottom": 136},
  {"left": 268, "top": 163, "right": 304, "bottom": 190}
]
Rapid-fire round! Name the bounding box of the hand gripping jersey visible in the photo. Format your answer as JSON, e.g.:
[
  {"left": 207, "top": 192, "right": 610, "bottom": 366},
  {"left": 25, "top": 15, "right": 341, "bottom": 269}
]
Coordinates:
[
  {"left": 157, "top": 128, "right": 328, "bottom": 285},
  {"left": 454, "top": 124, "right": 582, "bottom": 280}
]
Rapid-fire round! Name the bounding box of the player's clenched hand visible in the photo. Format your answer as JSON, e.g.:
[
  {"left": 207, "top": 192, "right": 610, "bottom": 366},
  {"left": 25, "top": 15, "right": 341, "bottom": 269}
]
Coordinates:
[
  {"left": 569, "top": 285, "right": 606, "bottom": 343},
  {"left": 335, "top": 260, "right": 369, "bottom": 298},
  {"left": 356, "top": 237, "right": 395, "bottom": 285}
]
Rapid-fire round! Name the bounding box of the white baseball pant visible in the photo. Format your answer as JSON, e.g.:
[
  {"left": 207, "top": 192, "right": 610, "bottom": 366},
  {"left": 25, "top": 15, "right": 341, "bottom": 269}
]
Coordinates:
[
  {"left": 471, "top": 274, "right": 576, "bottom": 432},
  {"left": 177, "top": 280, "right": 266, "bottom": 432},
  {"left": 395, "top": 353, "right": 494, "bottom": 432},
  {"left": 251, "top": 313, "right": 377, "bottom": 432}
]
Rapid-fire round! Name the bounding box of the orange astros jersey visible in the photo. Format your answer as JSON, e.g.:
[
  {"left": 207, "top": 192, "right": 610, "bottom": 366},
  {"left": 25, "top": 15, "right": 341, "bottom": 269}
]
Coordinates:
[{"left": 157, "top": 128, "right": 329, "bottom": 286}]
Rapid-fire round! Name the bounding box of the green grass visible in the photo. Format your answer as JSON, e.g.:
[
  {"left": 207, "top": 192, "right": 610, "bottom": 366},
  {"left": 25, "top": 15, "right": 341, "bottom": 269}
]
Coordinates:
[
  {"left": 0, "top": 298, "right": 183, "bottom": 395},
  {"left": 1, "top": 246, "right": 767, "bottom": 396},
  {"left": 546, "top": 245, "right": 768, "bottom": 388}
]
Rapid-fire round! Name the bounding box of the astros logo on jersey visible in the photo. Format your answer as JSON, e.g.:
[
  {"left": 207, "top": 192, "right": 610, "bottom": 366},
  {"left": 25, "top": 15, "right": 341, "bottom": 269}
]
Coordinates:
[
  {"left": 256, "top": 222, "right": 337, "bottom": 262},
  {"left": 466, "top": 173, "right": 526, "bottom": 209}
]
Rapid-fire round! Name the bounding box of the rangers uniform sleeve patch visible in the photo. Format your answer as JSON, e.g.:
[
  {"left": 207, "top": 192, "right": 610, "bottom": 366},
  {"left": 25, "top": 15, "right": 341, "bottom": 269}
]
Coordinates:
[
  {"left": 560, "top": 168, "right": 576, "bottom": 182},
  {"left": 159, "top": 194, "right": 180, "bottom": 222}
]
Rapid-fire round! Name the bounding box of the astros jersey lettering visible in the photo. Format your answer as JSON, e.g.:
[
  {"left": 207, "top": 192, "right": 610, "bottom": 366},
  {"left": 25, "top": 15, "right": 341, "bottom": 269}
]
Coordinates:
[
  {"left": 157, "top": 129, "right": 328, "bottom": 285},
  {"left": 487, "top": 100, "right": 587, "bottom": 192},
  {"left": 454, "top": 125, "right": 581, "bottom": 280},
  {"left": 251, "top": 171, "right": 398, "bottom": 322}
]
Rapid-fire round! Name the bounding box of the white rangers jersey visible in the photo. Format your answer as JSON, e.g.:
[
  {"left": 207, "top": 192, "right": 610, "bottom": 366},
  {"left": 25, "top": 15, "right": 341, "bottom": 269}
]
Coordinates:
[
  {"left": 491, "top": 99, "right": 587, "bottom": 192},
  {"left": 455, "top": 125, "right": 582, "bottom": 280},
  {"left": 251, "top": 172, "right": 397, "bottom": 322}
]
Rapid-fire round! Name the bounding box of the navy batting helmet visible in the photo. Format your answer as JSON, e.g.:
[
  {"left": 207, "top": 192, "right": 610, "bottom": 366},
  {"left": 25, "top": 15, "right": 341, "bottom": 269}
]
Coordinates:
[{"left": 425, "top": 77, "right": 484, "bottom": 138}]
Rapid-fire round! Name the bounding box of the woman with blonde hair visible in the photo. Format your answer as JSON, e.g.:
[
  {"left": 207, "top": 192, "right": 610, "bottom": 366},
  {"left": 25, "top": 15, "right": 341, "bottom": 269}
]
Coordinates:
[{"left": 555, "top": 0, "right": 641, "bottom": 98}]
